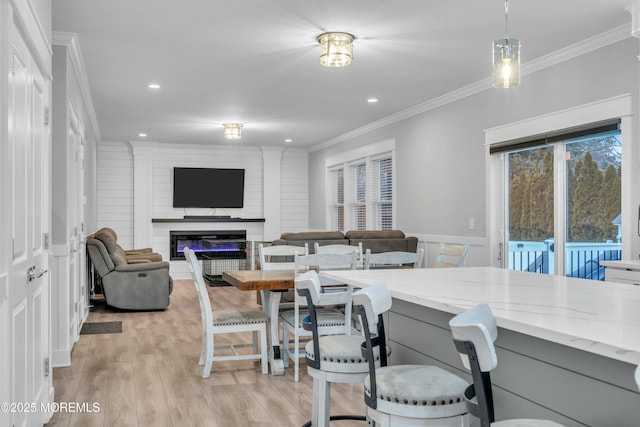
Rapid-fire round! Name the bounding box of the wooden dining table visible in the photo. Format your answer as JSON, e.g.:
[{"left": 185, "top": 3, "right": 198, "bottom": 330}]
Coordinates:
[{"left": 221, "top": 269, "right": 296, "bottom": 375}]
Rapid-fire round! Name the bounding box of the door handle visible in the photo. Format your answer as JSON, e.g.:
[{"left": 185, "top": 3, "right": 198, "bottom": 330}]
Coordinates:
[{"left": 27, "top": 265, "right": 48, "bottom": 282}]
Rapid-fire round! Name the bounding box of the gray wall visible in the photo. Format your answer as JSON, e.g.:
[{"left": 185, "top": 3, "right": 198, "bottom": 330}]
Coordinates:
[
  {"left": 309, "top": 38, "right": 639, "bottom": 264},
  {"left": 52, "top": 42, "right": 100, "bottom": 244}
]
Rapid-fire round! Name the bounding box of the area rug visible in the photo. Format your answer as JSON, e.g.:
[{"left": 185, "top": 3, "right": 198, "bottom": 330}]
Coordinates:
[{"left": 80, "top": 321, "right": 122, "bottom": 335}]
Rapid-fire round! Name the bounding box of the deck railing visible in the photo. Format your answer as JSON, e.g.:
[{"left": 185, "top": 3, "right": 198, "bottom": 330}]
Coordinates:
[{"left": 508, "top": 240, "right": 621, "bottom": 280}]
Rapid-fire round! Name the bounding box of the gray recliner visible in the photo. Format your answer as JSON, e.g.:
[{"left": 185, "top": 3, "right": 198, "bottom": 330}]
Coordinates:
[{"left": 86, "top": 228, "right": 173, "bottom": 310}]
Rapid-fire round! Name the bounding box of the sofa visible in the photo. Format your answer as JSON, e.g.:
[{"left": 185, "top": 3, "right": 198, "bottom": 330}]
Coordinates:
[
  {"left": 86, "top": 228, "right": 173, "bottom": 310},
  {"left": 272, "top": 230, "right": 418, "bottom": 254},
  {"left": 86, "top": 227, "right": 163, "bottom": 262},
  {"left": 260, "top": 230, "right": 418, "bottom": 305}
]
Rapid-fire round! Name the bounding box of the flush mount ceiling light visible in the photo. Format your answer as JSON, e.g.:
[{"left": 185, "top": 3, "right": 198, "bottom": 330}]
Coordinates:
[
  {"left": 317, "top": 32, "right": 354, "bottom": 67},
  {"left": 492, "top": 0, "right": 521, "bottom": 88},
  {"left": 223, "top": 123, "right": 243, "bottom": 140}
]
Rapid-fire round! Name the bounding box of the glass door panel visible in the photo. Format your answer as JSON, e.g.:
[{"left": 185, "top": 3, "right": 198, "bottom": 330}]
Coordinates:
[
  {"left": 507, "top": 146, "right": 554, "bottom": 274},
  {"left": 564, "top": 131, "right": 622, "bottom": 279}
]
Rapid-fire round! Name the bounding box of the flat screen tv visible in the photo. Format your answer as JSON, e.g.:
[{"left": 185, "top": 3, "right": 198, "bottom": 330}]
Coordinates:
[{"left": 173, "top": 167, "right": 245, "bottom": 208}]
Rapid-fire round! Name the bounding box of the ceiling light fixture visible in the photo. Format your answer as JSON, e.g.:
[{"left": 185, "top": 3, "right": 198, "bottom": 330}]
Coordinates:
[
  {"left": 223, "top": 123, "right": 243, "bottom": 140},
  {"left": 148, "top": 83, "right": 160, "bottom": 89},
  {"left": 317, "top": 32, "right": 354, "bottom": 67},
  {"left": 492, "top": 0, "right": 520, "bottom": 88}
]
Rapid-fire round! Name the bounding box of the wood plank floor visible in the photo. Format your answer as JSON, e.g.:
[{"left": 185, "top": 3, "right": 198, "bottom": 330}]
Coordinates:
[{"left": 45, "top": 279, "right": 365, "bottom": 427}]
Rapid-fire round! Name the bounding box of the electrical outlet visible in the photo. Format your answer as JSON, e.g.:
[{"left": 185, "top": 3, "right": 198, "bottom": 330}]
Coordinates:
[{"left": 469, "top": 217, "right": 475, "bottom": 230}]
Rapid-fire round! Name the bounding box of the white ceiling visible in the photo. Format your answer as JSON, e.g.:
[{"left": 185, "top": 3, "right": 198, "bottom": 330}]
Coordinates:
[{"left": 52, "top": 0, "right": 632, "bottom": 148}]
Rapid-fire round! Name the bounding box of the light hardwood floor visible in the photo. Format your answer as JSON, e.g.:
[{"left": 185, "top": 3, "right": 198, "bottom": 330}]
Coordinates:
[{"left": 45, "top": 279, "right": 365, "bottom": 427}]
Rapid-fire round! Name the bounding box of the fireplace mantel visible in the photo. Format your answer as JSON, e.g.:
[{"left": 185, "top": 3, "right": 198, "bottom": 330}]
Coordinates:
[{"left": 152, "top": 217, "right": 265, "bottom": 223}]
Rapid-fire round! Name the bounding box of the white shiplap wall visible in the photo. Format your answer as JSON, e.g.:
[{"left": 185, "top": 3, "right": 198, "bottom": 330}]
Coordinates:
[
  {"left": 281, "top": 148, "right": 309, "bottom": 232},
  {"left": 151, "top": 144, "right": 265, "bottom": 219},
  {"left": 96, "top": 141, "right": 134, "bottom": 247},
  {"left": 96, "top": 141, "right": 309, "bottom": 277}
]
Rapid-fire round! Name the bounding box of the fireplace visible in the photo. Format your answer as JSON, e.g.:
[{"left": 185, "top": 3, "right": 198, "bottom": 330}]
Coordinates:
[{"left": 169, "top": 230, "right": 247, "bottom": 260}]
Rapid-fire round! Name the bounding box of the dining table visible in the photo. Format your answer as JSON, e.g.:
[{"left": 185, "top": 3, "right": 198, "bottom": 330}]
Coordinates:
[{"left": 221, "top": 269, "right": 296, "bottom": 375}]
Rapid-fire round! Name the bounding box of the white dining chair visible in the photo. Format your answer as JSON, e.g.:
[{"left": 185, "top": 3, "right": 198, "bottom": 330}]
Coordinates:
[
  {"left": 364, "top": 247, "right": 425, "bottom": 269},
  {"left": 435, "top": 243, "right": 470, "bottom": 268},
  {"left": 450, "top": 304, "right": 565, "bottom": 426},
  {"left": 257, "top": 242, "right": 308, "bottom": 309},
  {"left": 314, "top": 242, "right": 363, "bottom": 268},
  {"left": 280, "top": 251, "right": 358, "bottom": 382},
  {"left": 184, "top": 247, "right": 268, "bottom": 378}
]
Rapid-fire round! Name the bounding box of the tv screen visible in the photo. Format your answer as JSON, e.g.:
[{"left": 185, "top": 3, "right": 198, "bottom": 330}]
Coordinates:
[{"left": 173, "top": 167, "right": 245, "bottom": 208}]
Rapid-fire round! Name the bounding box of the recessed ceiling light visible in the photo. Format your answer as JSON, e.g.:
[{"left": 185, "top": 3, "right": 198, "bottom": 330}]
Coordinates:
[
  {"left": 138, "top": 133, "right": 147, "bottom": 137},
  {"left": 284, "top": 139, "right": 293, "bottom": 143},
  {"left": 367, "top": 98, "right": 378, "bottom": 103},
  {"left": 148, "top": 83, "right": 160, "bottom": 89}
]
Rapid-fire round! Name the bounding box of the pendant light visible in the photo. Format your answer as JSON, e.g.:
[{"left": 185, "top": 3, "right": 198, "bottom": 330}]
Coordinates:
[{"left": 492, "top": 0, "right": 521, "bottom": 88}]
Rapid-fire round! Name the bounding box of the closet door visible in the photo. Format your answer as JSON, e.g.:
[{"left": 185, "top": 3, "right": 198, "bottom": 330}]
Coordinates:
[{"left": 6, "top": 8, "right": 52, "bottom": 426}]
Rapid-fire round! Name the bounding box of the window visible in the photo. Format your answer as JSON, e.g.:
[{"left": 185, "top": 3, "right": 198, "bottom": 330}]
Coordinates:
[
  {"left": 328, "top": 167, "right": 344, "bottom": 231},
  {"left": 326, "top": 139, "right": 396, "bottom": 231},
  {"left": 489, "top": 114, "right": 626, "bottom": 280}
]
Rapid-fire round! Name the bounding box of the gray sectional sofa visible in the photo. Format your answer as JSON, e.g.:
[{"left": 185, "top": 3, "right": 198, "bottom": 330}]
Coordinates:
[{"left": 272, "top": 229, "right": 418, "bottom": 254}]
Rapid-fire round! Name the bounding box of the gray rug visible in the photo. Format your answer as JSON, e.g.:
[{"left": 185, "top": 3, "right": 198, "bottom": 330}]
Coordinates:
[{"left": 80, "top": 321, "right": 122, "bottom": 335}]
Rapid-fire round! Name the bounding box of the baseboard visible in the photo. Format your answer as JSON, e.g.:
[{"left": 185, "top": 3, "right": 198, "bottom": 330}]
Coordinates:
[{"left": 52, "top": 348, "right": 71, "bottom": 368}]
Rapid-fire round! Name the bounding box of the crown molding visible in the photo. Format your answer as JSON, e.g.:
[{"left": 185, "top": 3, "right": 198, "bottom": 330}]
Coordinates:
[
  {"left": 311, "top": 24, "right": 631, "bottom": 153},
  {"left": 52, "top": 31, "right": 102, "bottom": 143}
]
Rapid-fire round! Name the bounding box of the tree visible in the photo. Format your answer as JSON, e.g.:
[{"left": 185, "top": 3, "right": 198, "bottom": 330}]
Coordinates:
[
  {"left": 597, "top": 165, "right": 621, "bottom": 241},
  {"left": 570, "top": 152, "right": 602, "bottom": 241}
]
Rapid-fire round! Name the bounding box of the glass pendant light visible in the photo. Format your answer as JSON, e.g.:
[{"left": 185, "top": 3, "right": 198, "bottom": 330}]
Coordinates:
[{"left": 492, "top": 0, "right": 521, "bottom": 88}]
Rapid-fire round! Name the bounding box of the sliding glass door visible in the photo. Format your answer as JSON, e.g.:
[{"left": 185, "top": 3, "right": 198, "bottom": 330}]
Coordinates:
[{"left": 502, "top": 129, "right": 621, "bottom": 279}]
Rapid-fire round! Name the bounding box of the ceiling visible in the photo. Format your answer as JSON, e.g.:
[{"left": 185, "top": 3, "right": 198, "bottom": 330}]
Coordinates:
[{"left": 52, "top": 0, "right": 632, "bottom": 148}]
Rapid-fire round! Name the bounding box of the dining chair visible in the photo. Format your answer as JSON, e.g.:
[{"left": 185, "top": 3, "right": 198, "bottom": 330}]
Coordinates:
[
  {"left": 314, "top": 242, "right": 363, "bottom": 268},
  {"left": 184, "top": 247, "right": 268, "bottom": 378},
  {"left": 449, "top": 304, "right": 564, "bottom": 426},
  {"left": 435, "top": 243, "right": 470, "bottom": 268},
  {"left": 353, "top": 283, "right": 470, "bottom": 426},
  {"left": 363, "top": 247, "right": 425, "bottom": 269},
  {"left": 296, "top": 270, "right": 379, "bottom": 427},
  {"left": 280, "top": 251, "right": 358, "bottom": 382},
  {"left": 257, "top": 242, "right": 308, "bottom": 309}
]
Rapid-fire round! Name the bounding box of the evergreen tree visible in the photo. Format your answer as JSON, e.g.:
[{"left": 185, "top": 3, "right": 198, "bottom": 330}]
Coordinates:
[
  {"left": 571, "top": 152, "right": 602, "bottom": 241},
  {"left": 509, "top": 171, "right": 527, "bottom": 240},
  {"left": 525, "top": 150, "right": 553, "bottom": 241},
  {"left": 597, "top": 165, "right": 621, "bottom": 241}
]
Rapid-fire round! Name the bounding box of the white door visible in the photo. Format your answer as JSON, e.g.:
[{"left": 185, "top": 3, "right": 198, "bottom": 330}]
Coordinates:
[
  {"left": 68, "top": 104, "right": 86, "bottom": 338},
  {"left": 7, "top": 14, "right": 52, "bottom": 427}
]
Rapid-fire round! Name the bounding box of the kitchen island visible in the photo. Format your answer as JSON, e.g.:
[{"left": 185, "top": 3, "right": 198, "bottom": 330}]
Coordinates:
[{"left": 322, "top": 267, "right": 640, "bottom": 426}]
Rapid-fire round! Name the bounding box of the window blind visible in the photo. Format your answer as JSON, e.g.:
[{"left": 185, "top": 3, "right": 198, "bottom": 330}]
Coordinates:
[
  {"left": 373, "top": 157, "right": 393, "bottom": 230},
  {"left": 350, "top": 162, "right": 367, "bottom": 230},
  {"left": 328, "top": 167, "right": 344, "bottom": 231},
  {"left": 489, "top": 119, "right": 620, "bottom": 155}
]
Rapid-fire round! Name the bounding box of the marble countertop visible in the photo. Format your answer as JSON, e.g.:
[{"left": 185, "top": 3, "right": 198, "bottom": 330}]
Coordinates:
[{"left": 322, "top": 267, "right": 640, "bottom": 365}]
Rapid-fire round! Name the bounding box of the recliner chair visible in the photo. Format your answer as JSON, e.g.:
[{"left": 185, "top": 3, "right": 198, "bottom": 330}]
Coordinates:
[{"left": 86, "top": 228, "right": 173, "bottom": 310}]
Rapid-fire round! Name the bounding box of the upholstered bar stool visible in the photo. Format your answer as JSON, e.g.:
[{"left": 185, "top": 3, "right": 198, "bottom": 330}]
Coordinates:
[
  {"left": 449, "top": 304, "right": 565, "bottom": 427},
  {"left": 353, "top": 283, "right": 470, "bottom": 426},
  {"left": 296, "top": 270, "right": 371, "bottom": 427}
]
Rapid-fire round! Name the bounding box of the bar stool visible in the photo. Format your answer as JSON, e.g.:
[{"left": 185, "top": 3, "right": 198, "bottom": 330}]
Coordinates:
[
  {"left": 296, "top": 270, "right": 371, "bottom": 427},
  {"left": 449, "top": 304, "right": 565, "bottom": 427},
  {"left": 353, "top": 283, "right": 470, "bottom": 426}
]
